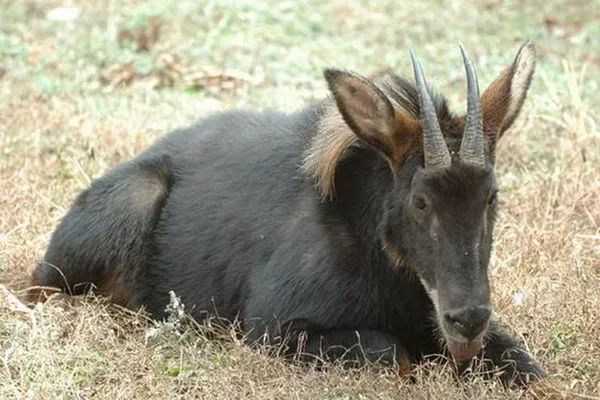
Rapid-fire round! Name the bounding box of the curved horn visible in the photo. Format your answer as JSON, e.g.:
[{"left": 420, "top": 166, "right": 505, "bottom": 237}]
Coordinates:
[
  {"left": 459, "top": 45, "right": 485, "bottom": 168},
  {"left": 409, "top": 50, "right": 451, "bottom": 170}
]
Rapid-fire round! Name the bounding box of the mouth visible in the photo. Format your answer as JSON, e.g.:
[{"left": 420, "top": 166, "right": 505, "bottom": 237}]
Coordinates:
[
  {"left": 440, "top": 318, "right": 489, "bottom": 362},
  {"left": 445, "top": 335, "right": 485, "bottom": 362},
  {"left": 418, "top": 281, "right": 490, "bottom": 362}
]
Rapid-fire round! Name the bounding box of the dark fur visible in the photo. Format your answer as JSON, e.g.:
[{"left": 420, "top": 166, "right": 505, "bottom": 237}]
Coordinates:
[{"left": 32, "top": 54, "right": 543, "bottom": 387}]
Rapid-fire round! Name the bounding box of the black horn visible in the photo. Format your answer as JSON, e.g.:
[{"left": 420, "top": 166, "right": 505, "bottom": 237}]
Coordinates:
[
  {"left": 459, "top": 45, "right": 485, "bottom": 167},
  {"left": 409, "top": 50, "right": 451, "bottom": 170}
]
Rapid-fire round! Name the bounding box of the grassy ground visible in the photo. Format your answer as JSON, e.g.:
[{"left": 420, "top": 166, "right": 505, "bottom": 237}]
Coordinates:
[{"left": 0, "top": 0, "right": 598, "bottom": 398}]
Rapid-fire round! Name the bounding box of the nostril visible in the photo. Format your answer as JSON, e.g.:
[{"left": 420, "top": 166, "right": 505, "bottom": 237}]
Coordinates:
[
  {"left": 444, "top": 313, "right": 461, "bottom": 326},
  {"left": 444, "top": 306, "right": 491, "bottom": 340},
  {"left": 444, "top": 314, "right": 467, "bottom": 336}
]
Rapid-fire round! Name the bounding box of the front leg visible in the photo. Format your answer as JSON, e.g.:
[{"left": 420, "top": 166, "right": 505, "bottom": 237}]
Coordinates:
[
  {"left": 255, "top": 326, "right": 412, "bottom": 375},
  {"left": 462, "top": 320, "right": 545, "bottom": 387},
  {"left": 302, "top": 328, "right": 410, "bottom": 370}
]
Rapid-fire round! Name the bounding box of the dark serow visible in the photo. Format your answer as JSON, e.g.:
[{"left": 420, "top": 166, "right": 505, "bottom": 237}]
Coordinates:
[{"left": 30, "top": 42, "right": 544, "bottom": 387}]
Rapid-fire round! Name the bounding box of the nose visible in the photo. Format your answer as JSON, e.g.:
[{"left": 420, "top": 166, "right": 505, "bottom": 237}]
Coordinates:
[{"left": 444, "top": 306, "right": 492, "bottom": 340}]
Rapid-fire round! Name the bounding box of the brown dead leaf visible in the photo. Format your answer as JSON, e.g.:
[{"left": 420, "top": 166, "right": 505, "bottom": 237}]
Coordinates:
[
  {"left": 117, "top": 17, "right": 162, "bottom": 52},
  {"left": 155, "top": 53, "right": 185, "bottom": 88},
  {"left": 180, "top": 66, "right": 259, "bottom": 94},
  {"left": 153, "top": 53, "right": 261, "bottom": 95},
  {"left": 98, "top": 53, "right": 262, "bottom": 96},
  {"left": 544, "top": 15, "right": 558, "bottom": 30},
  {"left": 543, "top": 14, "right": 584, "bottom": 38},
  {"left": 99, "top": 62, "right": 135, "bottom": 89}
]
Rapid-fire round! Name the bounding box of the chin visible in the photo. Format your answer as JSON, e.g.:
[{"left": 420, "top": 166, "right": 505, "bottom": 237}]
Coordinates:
[{"left": 446, "top": 335, "right": 485, "bottom": 362}]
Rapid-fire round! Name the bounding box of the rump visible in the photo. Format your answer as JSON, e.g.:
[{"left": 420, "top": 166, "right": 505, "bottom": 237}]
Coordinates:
[{"left": 28, "top": 154, "right": 174, "bottom": 306}]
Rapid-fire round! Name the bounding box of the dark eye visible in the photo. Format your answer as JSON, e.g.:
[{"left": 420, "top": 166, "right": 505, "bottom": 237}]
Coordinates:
[
  {"left": 413, "top": 195, "right": 427, "bottom": 210},
  {"left": 487, "top": 190, "right": 498, "bottom": 206}
]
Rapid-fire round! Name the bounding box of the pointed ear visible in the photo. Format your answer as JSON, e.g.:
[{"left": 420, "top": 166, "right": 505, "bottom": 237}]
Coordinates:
[
  {"left": 324, "top": 69, "right": 397, "bottom": 159},
  {"left": 481, "top": 41, "right": 536, "bottom": 145}
]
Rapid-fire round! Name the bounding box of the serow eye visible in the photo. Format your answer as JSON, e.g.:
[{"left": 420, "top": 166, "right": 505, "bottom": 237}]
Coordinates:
[
  {"left": 487, "top": 190, "right": 498, "bottom": 206},
  {"left": 413, "top": 195, "right": 427, "bottom": 210}
]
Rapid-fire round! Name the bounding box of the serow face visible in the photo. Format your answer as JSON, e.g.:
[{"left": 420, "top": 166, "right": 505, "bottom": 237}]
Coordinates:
[
  {"left": 382, "top": 47, "right": 501, "bottom": 362},
  {"left": 404, "top": 163, "right": 498, "bottom": 361}
]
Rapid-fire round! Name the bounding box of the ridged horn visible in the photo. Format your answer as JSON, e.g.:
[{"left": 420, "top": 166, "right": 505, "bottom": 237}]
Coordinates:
[
  {"left": 459, "top": 44, "right": 485, "bottom": 168},
  {"left": 409, "top": 50, "right": 451, "bottom": 170}
]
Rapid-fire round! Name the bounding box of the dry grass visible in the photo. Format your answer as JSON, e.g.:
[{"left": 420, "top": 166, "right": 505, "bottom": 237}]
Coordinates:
[{"left": 0, "top": 0, "right": 598, "bottom": 399}]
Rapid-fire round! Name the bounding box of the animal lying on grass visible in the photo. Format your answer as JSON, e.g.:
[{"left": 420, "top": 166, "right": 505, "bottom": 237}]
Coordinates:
[{"left": 29, "top": 42, "right": 544, "bottom": 387}]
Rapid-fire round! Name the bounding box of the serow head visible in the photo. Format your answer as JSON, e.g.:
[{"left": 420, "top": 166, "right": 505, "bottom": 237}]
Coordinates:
[{"left": 324, "top": 42, "right": 536, "bottom": 362}]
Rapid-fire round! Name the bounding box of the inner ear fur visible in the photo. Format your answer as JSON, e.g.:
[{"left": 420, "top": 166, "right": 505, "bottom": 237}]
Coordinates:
[
  {"left": 481, "top": 41, "right": 536, "bottom": 148},
  {"left": 304, "top": 70, "right": 421, "bottom": 199},
  {"left": 324, "top": 69, "right": 397, "bottom": 158},
  {"left": 324, "top": 69, "right": 421, "bottom": 167}
]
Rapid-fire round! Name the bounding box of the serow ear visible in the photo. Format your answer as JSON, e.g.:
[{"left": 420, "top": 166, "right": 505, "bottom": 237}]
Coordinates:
[
  {"left": 481, "top": 41, "right": 536, "bottom": 148},
  {"left": 324, "top": 69, "right": 397, "bottom": 160}
]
